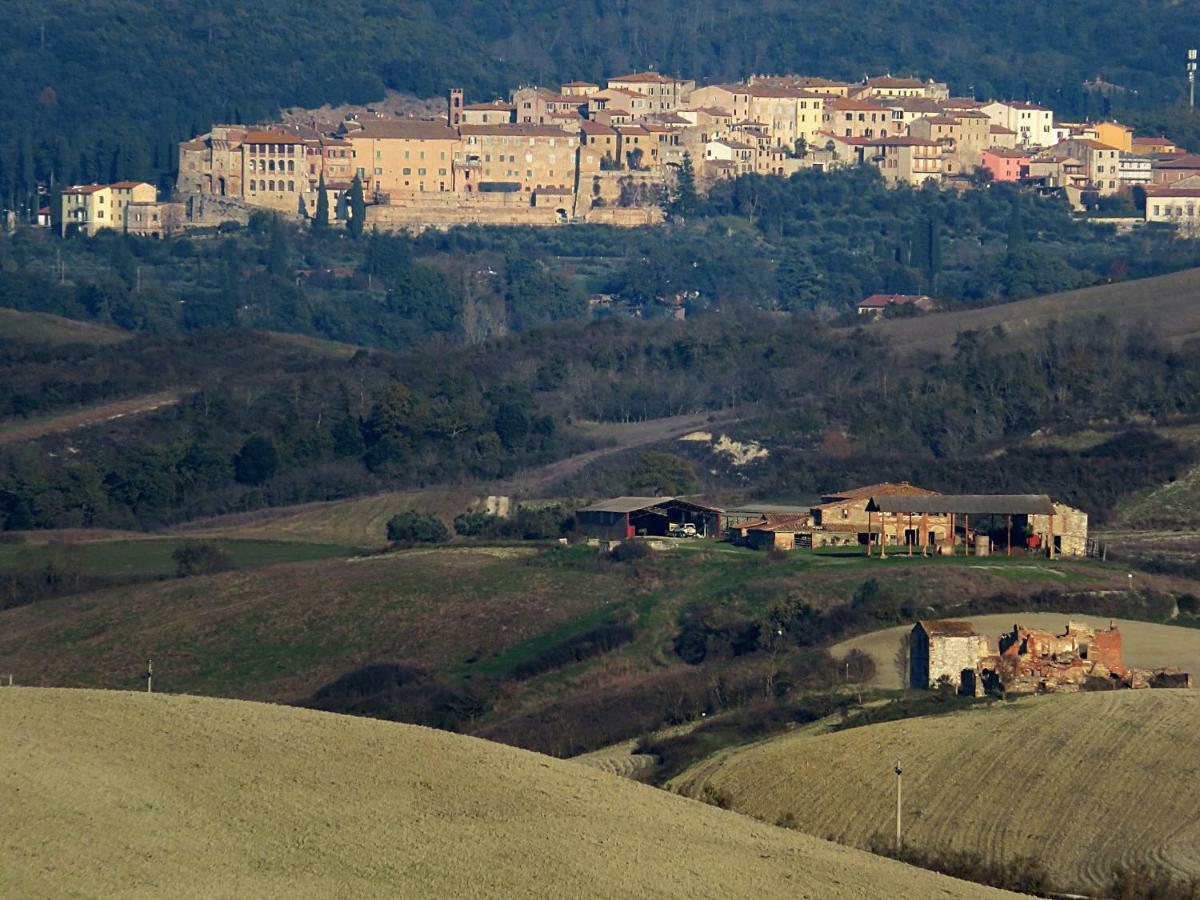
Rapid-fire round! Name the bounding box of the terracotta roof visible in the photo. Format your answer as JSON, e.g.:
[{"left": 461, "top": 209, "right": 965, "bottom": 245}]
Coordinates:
[
  {"left": 990, "top": 125, "right": 1017, "bottom": 134},
  {"left": 919, "top": 115, "right": 962, "bottom": 126},
  {"left": 866, "top": 75, "right": 926, "bottom": 88},
  {"left": 243, "top": 130, "right": 306, "bottom": 144},
  {"left": 828, "top": 98, "right": 888, "bottom": 111},
  {"left": 1144, "top": 185, "right": 1200, "bottom": 197},
  {"left": 872, "top": 494, "right": 1057, "bottom": 515},
  {"left": 1009, "top": 101, "right": 1050, "bottom": 111},
  {"left": 562, "top": 81, "right": 599, "bottom": 88},
  {"left": 609, "top": 71, "right": 681, "bottom": 84},
  {"left": 1062, "top": 138, "right": 1120, "bottom": 151},
  {"left": 745, "top": 514, "right": 810, "bottom": 532},
  {"left": 744, "top": 84, "right": 823, "bottom": 99},
  {"left": 65, "top": 184, "right": 108, "bottom": 194},
  {"left": 464, "top": 101, "right": 514, "bottom": 111},
  {"left": 918, "top": 620, "right": 978, "bottom": 637},
  {"left": 824, "top": 481, "right": 936, "bottom": 500},
  {"left": 1155, "top": 154, "right": 1200, "bottom": 169},
  {"left": 351, "top": 120, "right": 459, "bottom": 140},
  {"left": 580, "top": 120, "right": 617, "bottom": 135},
  {"left": 109, "top": 181, "right": 151, "bottom": 189}
]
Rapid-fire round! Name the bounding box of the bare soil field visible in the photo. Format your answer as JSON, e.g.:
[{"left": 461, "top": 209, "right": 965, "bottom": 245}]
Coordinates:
[
  {"left": 869, "top": 267, "right": 1200, "bottom": 357},
  {"left": 672, "top": 690, "right": 1200, "bottom": 896},
  {"left": 830, "top": 612, "right": 1200, "bottom": 690},
  {"left": 0, "top": 688, "right": 1008, "bottom": 898}
]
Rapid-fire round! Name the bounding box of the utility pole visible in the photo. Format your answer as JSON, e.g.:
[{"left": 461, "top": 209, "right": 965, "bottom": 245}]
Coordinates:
[
  {"left": 894, "top": 760, "right": 904, "bottom": 852},
  {"left": 1189, "top": 49, "right": 1197, "bottom": 109},
  {"left": 146, "top": 659, "right": 153, "bottom": 693}
]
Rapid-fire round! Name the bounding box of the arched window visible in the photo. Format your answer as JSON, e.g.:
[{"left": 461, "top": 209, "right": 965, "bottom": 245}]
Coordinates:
[
  {"left": 269, "top": 180, "right": 276, "bottom": 191},
  {"left": 268, "top": 159, "right": 276, "bottom": 172},
  {"left": 287, "top": 180, "right": 294, "bottom": 192},
  {"left": 249, "top": 179, "right": 256, "bottom": 191},
  {"left": 287, "top": 159, "right": 295, "bottom": 173}
]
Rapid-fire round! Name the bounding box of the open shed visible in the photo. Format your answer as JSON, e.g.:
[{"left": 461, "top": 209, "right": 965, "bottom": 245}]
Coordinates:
[
  {"left": 576, "top": 497, "right": 723, "bottom": 540},
  {"left": 867, "top": 494, "right": 1085, "bottom": 557}
]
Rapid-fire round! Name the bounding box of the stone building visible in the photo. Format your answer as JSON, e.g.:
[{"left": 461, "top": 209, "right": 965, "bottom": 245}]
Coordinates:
[
  {"left": 61, "top": 181, "right": 157, "bottom": 237},
  {"left": 909, "top": 620, "right": 992, "bottom": 690}
]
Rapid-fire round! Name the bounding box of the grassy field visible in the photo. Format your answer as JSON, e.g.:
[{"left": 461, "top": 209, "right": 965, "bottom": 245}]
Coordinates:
[
  {"left": 830, "top": 612, "right": 1200, "bottom": 690},
  {"left": 671, "top": 690, "right": 1200, "bottom": 895},
  {"left": 0, "top": 307, "right": 129, "bottom": 345},
  {"left": 0, "top": 536, "right": 356, "bottom": 581},
  {"left": 0, "top": 689, "right": 1006, "bottom": 899},
  {"left": 870, "top": 267, "right": 1200, "bottom": 356}
]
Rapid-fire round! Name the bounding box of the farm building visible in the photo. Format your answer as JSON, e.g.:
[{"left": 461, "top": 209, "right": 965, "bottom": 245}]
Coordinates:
[
  {"left": 809, "top": 482, "right": 943, "bottom": 548},
  {"left": 575, "top": 497, "right": 723, "bottom": 540},
  {"left": 868, "top": 494, "right": 1088, "bottom": 557},
  {"left": 911, "top": 618, "right": 1191, "bottom": 695},
  {"left": 909, "top": 620, "right": 992, "bottom": 690}
]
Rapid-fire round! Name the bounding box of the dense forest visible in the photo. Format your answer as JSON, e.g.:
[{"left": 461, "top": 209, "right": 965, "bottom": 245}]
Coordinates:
[
  {"left": 2, "top": 0, "right": 1200, "bottom": 216},
  {"left": 3, "top": 169, "right": 1199, "bottom": 349}
]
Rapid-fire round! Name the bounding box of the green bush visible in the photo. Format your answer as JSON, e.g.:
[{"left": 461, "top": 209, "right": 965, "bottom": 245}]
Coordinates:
[
  {"left": 386, "top": 511, "right": 449, "bottom": 544},
  {"left": 173, "top": 543, "right": 234, "bottom": 577}
]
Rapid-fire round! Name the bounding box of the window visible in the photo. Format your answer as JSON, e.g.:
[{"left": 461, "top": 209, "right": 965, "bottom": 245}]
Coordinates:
[
  {"left": 288, "top": 180, "right": 294, "bottom": 191},
  {"left": 250, "top": 180, "right": 257, "bottom": 191},
  {"left": 418, "top": 168, "right": 426, "bottom": 176},
  {"left": 375, "top": 167, "right": 383, "bottom": 175},
  {"left": 438, "top": 168, "right": 447, "bottom": 176}
]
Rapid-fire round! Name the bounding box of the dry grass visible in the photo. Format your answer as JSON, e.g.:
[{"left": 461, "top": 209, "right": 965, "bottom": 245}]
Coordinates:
[
  {"left": 0, "top": 390, "right": 186, "bottom": 445},
  {"left": 830, "top": 612, "right": 1200, "bottom": 690},
  {"left": 671, "top": 690, "right": 1200, "bottom": 895},
  {"left": 869, "top": 267, "right": 1200, "bottom": 357},
  {"left": 0, "top": 688, "right": 1010, "bottom": 899},
  {"left": 0, "top": 549, "right": 629, "bottom": 700},
  {"left": 0, "top": 307, "right": 129, "bottom": 345}
]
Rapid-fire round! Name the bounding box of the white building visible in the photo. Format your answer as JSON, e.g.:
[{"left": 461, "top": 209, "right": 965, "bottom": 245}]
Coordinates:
[{"left": 981, "top": 101, "right": 1055, "bottom": 148}]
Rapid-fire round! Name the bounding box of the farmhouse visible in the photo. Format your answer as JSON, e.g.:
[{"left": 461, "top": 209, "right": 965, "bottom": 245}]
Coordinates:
[
  {"left": 575, "top": 497, "right": 723, "bottom": 540},
  {"left": 855, "top": 293, "right": 934, "bottom": 317},
  {"left": 867, "top": 494, "right": 1088, "bottom": 557}
]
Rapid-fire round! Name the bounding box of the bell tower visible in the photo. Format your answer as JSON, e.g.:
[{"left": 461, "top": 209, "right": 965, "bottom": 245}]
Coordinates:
[{"left": 448, "top": 88, "right": 464, "bottom": 126}]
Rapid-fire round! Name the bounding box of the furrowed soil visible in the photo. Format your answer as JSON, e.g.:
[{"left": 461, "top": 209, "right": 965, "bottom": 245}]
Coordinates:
[
  {"left": 671, "top": 690, "right": 1200, "bottom": 896},
  {"left": 0, "top": 688, "right": 1011, "bottom": 899},
  {"left": 831, "top": 613, "right": 1200, "bottom": 690}
]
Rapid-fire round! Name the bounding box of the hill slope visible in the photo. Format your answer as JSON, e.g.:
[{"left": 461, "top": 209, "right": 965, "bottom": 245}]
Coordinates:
[
  {"left": 0, "top": 688, "right": 1008, "bottom": 898},
  {"left": 672, "top": 690, "right": 1200, "bottom": 894},
  {"left": 870, "top": 267, "right": 1200, "bottom": 357}
]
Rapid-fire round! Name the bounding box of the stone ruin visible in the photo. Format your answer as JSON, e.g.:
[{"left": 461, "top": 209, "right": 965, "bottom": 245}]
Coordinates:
[{"left": 911, "top": 619, "right": 1192, "bottom": 696}]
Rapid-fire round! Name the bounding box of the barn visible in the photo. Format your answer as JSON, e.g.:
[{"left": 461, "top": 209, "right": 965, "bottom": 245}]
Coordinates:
[{"left": 575, "top": 497, "right": 723, "bottom": 540}]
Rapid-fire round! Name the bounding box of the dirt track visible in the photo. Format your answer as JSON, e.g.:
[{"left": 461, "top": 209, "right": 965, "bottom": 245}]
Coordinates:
[{"left": 0, "top": 391, "right": 186, "bottom": 445}]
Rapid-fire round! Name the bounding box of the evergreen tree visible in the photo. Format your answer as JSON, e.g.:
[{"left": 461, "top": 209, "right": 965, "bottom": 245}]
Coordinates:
[
  {"left": 313, "top": 171, "right": 329, "bottom": 230},
  {"left": 666, "top": 152, "right": 699, "bottom": 221},
  {"left": 266, "top": 217, "right": 289, "bottom": 277},
  {"left": 1006, "top": 204, "right": 1026, "bottom": 255},
  {"left": 346, "top": 174, "right": 366, "bottom": 239}
]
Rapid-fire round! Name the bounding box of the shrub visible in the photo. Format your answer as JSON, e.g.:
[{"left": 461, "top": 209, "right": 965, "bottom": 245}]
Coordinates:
[
  {"left": 609, "top": 540, "right": 649, "bottom": 562},
  {"left": 1108, "top": 862, "right": 1200, "bottom": 899},
  {"left": 386, "top": 511, "right": 449, "bottom": 544},
  {"left": 173, "top": 543, "right": 234, "bottom": 577},
  {"left": 453, "top": 510, "right": 501, "bottom": 536},
  {"left": 509, "top": 622, "right": 635, "bottom": 680},
  {"left": 308, "top": 663, "right": 490, "bottom": 731},
  {"left": 839, "top": 648, "right": 877, "bottom": 683}
]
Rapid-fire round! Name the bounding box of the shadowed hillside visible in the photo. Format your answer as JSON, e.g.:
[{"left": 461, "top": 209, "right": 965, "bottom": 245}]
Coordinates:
[{"left": 0, "top": 688, "right": 1009, "bottom": 898}]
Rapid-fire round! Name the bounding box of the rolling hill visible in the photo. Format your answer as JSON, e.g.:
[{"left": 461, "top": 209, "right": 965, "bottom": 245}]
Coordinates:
[
  {"left": 869, "top": 266, "right": 1200, "bottom": 357},
  {"left": 671, "top": 690, "right": 1200, "bottom": 895},
  {"left": 0, "top": 688, "right": 1009, "bottom": 898}
]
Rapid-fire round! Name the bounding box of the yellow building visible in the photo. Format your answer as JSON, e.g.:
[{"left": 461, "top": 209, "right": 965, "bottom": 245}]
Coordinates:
[
  {"left": 457, "top": 123, "right": 579, "bottom": 193},
  {"left": 824, "top": 98, "right": 894, "bottom": 138},
  {"left": 605, "top": 72, "right": 695, "bottom": 111},
  {"left": 1056, "top": 138, "right": 1122, "bottom": 194},
  {"left": 866, "top": 137, "right": 942, "bottom": 186},
  {"left": 241, "top": 130, "right": 308, "bottom": 213},
  {"left": 61, "top": 181, "right": 157, "bottom": 236},
  {"left": 1093, "top": 122, "right": 1134, "bottom": 153},
  {"left": 343, "top": 119, "right": 460, "bottom": 199}
]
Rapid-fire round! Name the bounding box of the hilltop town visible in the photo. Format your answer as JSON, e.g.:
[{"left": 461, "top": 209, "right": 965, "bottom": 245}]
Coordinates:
[{"left": 57, "top": 71, "right": 1200, "bottom": 237}]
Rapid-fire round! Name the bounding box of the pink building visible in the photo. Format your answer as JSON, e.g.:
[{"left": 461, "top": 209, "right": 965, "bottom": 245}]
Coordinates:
[{"left": 981, "top": 148, "right": 1030, "bottom": 182}]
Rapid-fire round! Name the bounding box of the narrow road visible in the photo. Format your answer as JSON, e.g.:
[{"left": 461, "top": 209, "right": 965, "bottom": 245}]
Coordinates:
[{"left": 0, "top": 391, "right": 187, "bottom": 445}]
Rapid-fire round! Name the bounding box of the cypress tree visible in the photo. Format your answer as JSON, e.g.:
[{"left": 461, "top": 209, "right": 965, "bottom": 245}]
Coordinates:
[
  {"left": 667, "top": 152, "right": 699, "bottom": 221},
  {"left": 346, "top": 174, "right": 365, "bottom": 239},
  {"left": 313, "top": 171, "right": 329, "bottom": 230},
  {"left": 1006, "top": 204, "right": 1026, "bottom": 255}
]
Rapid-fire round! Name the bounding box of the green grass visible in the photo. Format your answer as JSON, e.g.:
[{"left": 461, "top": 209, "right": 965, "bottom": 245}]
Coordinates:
[{"left": 0, "top": 538, "right": 356, "bottom": 580}]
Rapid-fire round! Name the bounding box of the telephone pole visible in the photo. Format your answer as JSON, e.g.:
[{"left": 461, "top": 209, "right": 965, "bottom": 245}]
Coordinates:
[
  {"left": 894, "top": 760, "right": 904, "bottom": 852},
  {"left": 1189, "top": 49, "right": 1197, "bottom": 109}
]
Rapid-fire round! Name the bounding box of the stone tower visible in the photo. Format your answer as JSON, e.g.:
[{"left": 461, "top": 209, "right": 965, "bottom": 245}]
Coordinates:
[{"left": 448, "top": 88, "right": 464, "bottom": 126}]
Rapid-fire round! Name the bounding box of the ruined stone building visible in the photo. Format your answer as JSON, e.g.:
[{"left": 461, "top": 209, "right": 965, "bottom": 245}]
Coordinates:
[
  {"left": 910, "top": 619, "right": 1190, "bottom": 695},
  {"left": 909, "top": 620, "right": 993, "bottom": 690}
]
